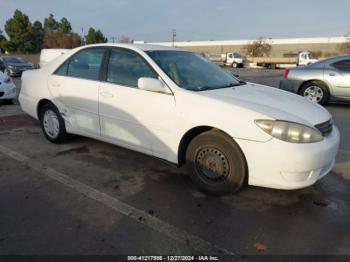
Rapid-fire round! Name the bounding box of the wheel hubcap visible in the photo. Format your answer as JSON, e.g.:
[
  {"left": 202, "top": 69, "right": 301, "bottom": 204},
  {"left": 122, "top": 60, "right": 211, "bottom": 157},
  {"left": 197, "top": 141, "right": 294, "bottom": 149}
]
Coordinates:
[
  {"left": 43, "top": 110, "right": 60, "bottom": 138},
  {"left": 195, "top": 147, "right": 229, "bottom": 181},
  {"left": 304, "top": 86, "right": 324, "bottom": 103}
]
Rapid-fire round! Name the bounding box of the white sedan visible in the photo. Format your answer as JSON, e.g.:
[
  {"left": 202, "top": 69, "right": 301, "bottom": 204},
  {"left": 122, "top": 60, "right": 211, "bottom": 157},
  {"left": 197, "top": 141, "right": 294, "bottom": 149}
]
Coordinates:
[
  {"left": 0, "top": 71, "right": 16, "bottom": 103},
  {"left": 19, "top": 44, "right": 340, "bottom": 195}
]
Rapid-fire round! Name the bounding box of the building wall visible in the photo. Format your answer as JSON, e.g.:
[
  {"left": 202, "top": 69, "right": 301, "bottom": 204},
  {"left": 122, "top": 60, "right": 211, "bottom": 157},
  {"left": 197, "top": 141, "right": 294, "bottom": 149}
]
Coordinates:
[{"left": 150, "top": 37, "right": 348, "bottom": 57}]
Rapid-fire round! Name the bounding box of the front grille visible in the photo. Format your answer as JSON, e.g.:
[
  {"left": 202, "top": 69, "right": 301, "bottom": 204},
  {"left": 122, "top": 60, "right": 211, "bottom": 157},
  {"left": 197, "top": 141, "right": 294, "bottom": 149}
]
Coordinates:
[{"left": 315, "top": 120, "right": 333, "bottom": 137}]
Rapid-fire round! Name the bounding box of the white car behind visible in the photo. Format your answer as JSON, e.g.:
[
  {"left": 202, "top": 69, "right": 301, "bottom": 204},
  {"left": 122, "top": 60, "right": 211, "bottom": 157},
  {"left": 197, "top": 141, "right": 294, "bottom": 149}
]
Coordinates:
[
  {"left": 0, "top": 71, "right": 16, "bottom": 103},
  {"left": 19, "top": 44, "right": 340, "bottom": 195},
  {"left": 39, "top": 49, "right": 68, "bottom": 68}
]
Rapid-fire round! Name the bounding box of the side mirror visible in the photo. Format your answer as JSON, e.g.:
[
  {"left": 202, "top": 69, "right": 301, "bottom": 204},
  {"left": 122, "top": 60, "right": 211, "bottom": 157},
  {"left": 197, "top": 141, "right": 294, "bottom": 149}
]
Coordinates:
[
  {"left": 233, "top": 73, "right": 240, "bottom": 78},
  {"left": 138, "top": 77, "right": 169, "bottom": 93},
  {"left": 225, "top": 69, "right": 240, "bottom": 79}
]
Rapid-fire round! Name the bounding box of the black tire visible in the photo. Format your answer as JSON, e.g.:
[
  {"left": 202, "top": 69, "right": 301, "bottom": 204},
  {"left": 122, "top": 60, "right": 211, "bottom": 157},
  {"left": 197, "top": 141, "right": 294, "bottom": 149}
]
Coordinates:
[
  {"left": 299, "top": 81, "right": 329, "bottom": 105},
  {"left": 39, "top": 102, "right": 68, "bottom": 143},
  {"left": 186, "top": 130, "right": 247, "bottom": 196},
  {"left": 3, "top": 99, "right": 14, "bottom": 105}
]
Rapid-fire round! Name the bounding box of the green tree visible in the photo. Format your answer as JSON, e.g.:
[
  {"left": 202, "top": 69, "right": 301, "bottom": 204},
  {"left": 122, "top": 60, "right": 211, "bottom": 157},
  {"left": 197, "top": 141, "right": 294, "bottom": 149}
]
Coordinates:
[
  {"left": 58, "top": 17, "right": 72, "bottom": 33},
  {"left": 0, "top": 30, "right": 7, "bottom": 53},
  {"left": 32, "top": 21, "right": 44, "bottom": 53},
  {"left": 95, "top": 29, "right": 107, "bottom": 43},
  {"left": 44, "top": 14, "right": 59, "bottom": 32},
  {"left": 4, "top": 9, "right": 35, "bottom": 53},
  {"left": 85, "top": 27, "right": 107, "bottom": 44}
]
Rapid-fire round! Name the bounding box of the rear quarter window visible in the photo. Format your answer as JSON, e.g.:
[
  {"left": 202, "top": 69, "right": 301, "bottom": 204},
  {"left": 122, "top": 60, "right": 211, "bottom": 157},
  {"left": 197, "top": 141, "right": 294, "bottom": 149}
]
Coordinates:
[
  {"left": 331, "top": 59, "right": 350, "bottom": 72},
  {"left": 54, "top": 48, "right": 106, "bottom": 80}
]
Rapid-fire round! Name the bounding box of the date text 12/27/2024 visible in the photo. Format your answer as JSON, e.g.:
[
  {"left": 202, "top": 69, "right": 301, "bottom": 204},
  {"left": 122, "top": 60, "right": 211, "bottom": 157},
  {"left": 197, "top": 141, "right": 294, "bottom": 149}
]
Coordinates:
[{"left": 127, "top": 256, "right": 220, "bottom": 261}]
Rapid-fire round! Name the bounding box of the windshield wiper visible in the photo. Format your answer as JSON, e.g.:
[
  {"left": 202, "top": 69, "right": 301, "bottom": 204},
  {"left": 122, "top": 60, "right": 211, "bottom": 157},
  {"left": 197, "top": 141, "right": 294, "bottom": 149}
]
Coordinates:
[{"left": 196, "top": 82, "right": 246, "bottom": 91}]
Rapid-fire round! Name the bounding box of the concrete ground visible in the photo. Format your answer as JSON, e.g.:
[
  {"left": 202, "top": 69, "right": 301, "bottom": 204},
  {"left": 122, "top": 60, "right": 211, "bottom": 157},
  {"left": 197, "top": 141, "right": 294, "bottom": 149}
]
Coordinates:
[{"left": 0, "top": 70, "right": 350, "bottom": 261}]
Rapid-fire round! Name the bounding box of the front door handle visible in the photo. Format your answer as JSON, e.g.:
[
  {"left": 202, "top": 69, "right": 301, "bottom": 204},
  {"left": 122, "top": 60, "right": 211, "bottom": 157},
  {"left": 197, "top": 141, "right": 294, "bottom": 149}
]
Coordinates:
[
  {"left": 329, "top": 73, "right": 336, "bottom": 76},
  {"left": 100, "top": 92, "right": 114, "bottom": 98}
]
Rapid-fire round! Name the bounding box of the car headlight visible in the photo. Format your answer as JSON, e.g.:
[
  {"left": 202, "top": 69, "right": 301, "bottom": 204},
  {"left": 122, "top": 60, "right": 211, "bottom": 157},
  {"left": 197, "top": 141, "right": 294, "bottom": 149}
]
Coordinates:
[{"left": 255, "top": 119, "right": 323, "bottom": 143}]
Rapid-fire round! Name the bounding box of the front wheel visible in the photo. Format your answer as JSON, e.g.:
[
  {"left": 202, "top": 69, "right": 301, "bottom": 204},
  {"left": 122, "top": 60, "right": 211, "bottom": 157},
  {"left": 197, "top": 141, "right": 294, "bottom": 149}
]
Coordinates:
[
  {"left": 232, "top": 62, "right": 238, "bottom": 68},
  {"left": 299, "top": 82, "right": 329, "bottom": 105},
  {"left": 186, "top": 130, "right": 247, "bottom": 195},
  {"left": 39, "top": 103, "right": 68, "bottom": 143}
]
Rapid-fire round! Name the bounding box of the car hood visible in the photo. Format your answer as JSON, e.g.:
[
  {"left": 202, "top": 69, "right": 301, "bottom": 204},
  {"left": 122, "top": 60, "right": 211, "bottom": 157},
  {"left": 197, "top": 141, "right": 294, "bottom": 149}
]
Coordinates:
[{"left": 201, "top": 82, "right": 331, "bottom": 126}]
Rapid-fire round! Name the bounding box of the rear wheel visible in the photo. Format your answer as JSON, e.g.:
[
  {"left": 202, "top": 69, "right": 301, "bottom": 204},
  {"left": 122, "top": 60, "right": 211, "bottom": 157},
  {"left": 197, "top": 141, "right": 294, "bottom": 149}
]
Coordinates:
[
  {"left": 299, "top": 81, "right": 329, "bottom": 105},
  {"left": 186, "top": 130, "right": 247, "bottom": 195},
  {"left": 39, "top": 103, "right": 68, "bottom": 143}
]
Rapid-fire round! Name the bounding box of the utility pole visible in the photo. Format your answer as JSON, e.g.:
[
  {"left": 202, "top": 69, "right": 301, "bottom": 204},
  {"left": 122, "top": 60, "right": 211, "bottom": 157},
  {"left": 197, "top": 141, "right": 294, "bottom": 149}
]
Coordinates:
[
  {"left": 111, "top": 36, "right": 117, "bottom": 43},
  {"left": 172, "top": 29, "right": 176, "bottom": 47},
  {"left": 81, "top": 27, "right": 85, "bottom": 45}
]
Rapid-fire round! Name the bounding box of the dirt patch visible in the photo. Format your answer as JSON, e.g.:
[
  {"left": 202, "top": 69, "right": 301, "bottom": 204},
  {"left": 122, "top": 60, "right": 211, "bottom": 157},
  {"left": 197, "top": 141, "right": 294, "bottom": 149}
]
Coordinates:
[{"left": 0, "top": 115, "right": 39, "bottom": 130}]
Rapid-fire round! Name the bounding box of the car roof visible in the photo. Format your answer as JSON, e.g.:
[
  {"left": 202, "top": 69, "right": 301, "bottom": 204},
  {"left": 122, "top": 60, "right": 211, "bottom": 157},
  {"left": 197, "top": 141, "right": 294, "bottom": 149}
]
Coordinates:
[
  {"left": 82, "top": 43, "right": 184, "bottom": 52},
  {"left": 0, "top": 56, "right": 24, "bottom": 62},
  {"left": 0, "top": 55, "right": 22, "bottom": 60},
  {"left": 310, "top": 55, "right": 350, "bottom": 67}
]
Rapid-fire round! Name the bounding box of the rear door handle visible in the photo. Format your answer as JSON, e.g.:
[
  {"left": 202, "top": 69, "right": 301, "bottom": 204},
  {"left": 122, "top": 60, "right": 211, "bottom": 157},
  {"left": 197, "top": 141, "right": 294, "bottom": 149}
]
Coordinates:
[{"left": 100, "top": 92, "right": 114, "bottom": 98}]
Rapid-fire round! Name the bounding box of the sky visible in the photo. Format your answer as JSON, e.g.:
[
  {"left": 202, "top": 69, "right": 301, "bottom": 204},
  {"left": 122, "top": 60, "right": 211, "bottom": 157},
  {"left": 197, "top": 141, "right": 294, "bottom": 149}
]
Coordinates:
[{"left": 0, "top": 0, "right": 349, "bottom": 42}]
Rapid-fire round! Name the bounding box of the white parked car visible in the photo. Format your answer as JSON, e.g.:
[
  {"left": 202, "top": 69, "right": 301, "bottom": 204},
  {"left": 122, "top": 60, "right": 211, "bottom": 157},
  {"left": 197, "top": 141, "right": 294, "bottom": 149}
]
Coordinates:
[
  {"left": 0, "top": 71, "right": 16, "bottom": 103},
  {"left": 39, "top": 48, "right": 68, "bottom": 68},
  {"left": 19, "top": 44, "right": 340, "bottom": 195}
]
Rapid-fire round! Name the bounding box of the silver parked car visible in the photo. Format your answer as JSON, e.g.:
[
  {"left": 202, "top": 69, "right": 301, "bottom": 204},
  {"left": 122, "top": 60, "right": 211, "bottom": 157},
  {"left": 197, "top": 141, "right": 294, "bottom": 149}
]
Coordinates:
[{"left": 279, "top": 55, "right": 350, "bottom": 104}]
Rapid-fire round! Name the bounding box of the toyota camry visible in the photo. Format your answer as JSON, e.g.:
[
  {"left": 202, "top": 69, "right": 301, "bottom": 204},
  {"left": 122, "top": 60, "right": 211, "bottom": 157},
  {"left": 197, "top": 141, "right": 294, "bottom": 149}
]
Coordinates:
[{"left": 19, "top": 44, "right": 340, "bottom": 195}]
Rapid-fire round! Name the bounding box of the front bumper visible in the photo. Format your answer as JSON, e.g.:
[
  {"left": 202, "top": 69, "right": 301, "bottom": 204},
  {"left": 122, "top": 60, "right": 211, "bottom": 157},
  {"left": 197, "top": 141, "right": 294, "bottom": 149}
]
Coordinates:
[
  {"left": 235, "top": 125, "right": 340, "bottom": 190},
  {"left": 0, "top": 81, "right": 17, "bottom": 100}
]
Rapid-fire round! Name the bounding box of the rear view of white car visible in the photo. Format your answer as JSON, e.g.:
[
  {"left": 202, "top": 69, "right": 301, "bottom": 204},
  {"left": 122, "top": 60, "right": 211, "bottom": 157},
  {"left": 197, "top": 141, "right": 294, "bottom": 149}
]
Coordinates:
[
  {"left": 39, "top": 49, "right": 68, "bottom": 68},
  {"left": 19, "top": 44, "right": 340, "bottom": 195},
  {"left": 0, "top": 71, "right": 16, "bottom": 103}
]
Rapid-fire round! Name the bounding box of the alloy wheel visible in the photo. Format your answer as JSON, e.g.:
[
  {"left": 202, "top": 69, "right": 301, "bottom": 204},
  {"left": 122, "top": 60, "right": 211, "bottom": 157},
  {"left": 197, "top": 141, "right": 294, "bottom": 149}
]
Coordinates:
[
  {"left": 303, "top": 85, "right": 324, "bottom": 103},
  {"left": 43, "top": 110, "right": 60, "bottom": 139}
]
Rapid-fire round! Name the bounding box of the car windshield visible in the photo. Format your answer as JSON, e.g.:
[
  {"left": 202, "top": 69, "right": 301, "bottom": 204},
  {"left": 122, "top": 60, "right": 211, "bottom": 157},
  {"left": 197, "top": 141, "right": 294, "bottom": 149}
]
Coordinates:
[
  {"left": 147, "top": 50, "right": 241, "bottom": 91},
  {"left": 2, "top": 56, "right": 24, "bottom": 63}
]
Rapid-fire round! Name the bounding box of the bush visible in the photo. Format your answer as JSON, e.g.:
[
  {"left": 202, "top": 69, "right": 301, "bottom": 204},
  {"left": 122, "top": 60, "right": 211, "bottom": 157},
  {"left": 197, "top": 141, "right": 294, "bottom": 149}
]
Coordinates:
[
  {"left": 243, "top": 37, "right": 272, "bottom": 57},
  {"left": 43, "top": 31, "right": 81, "bottom": 49}
]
